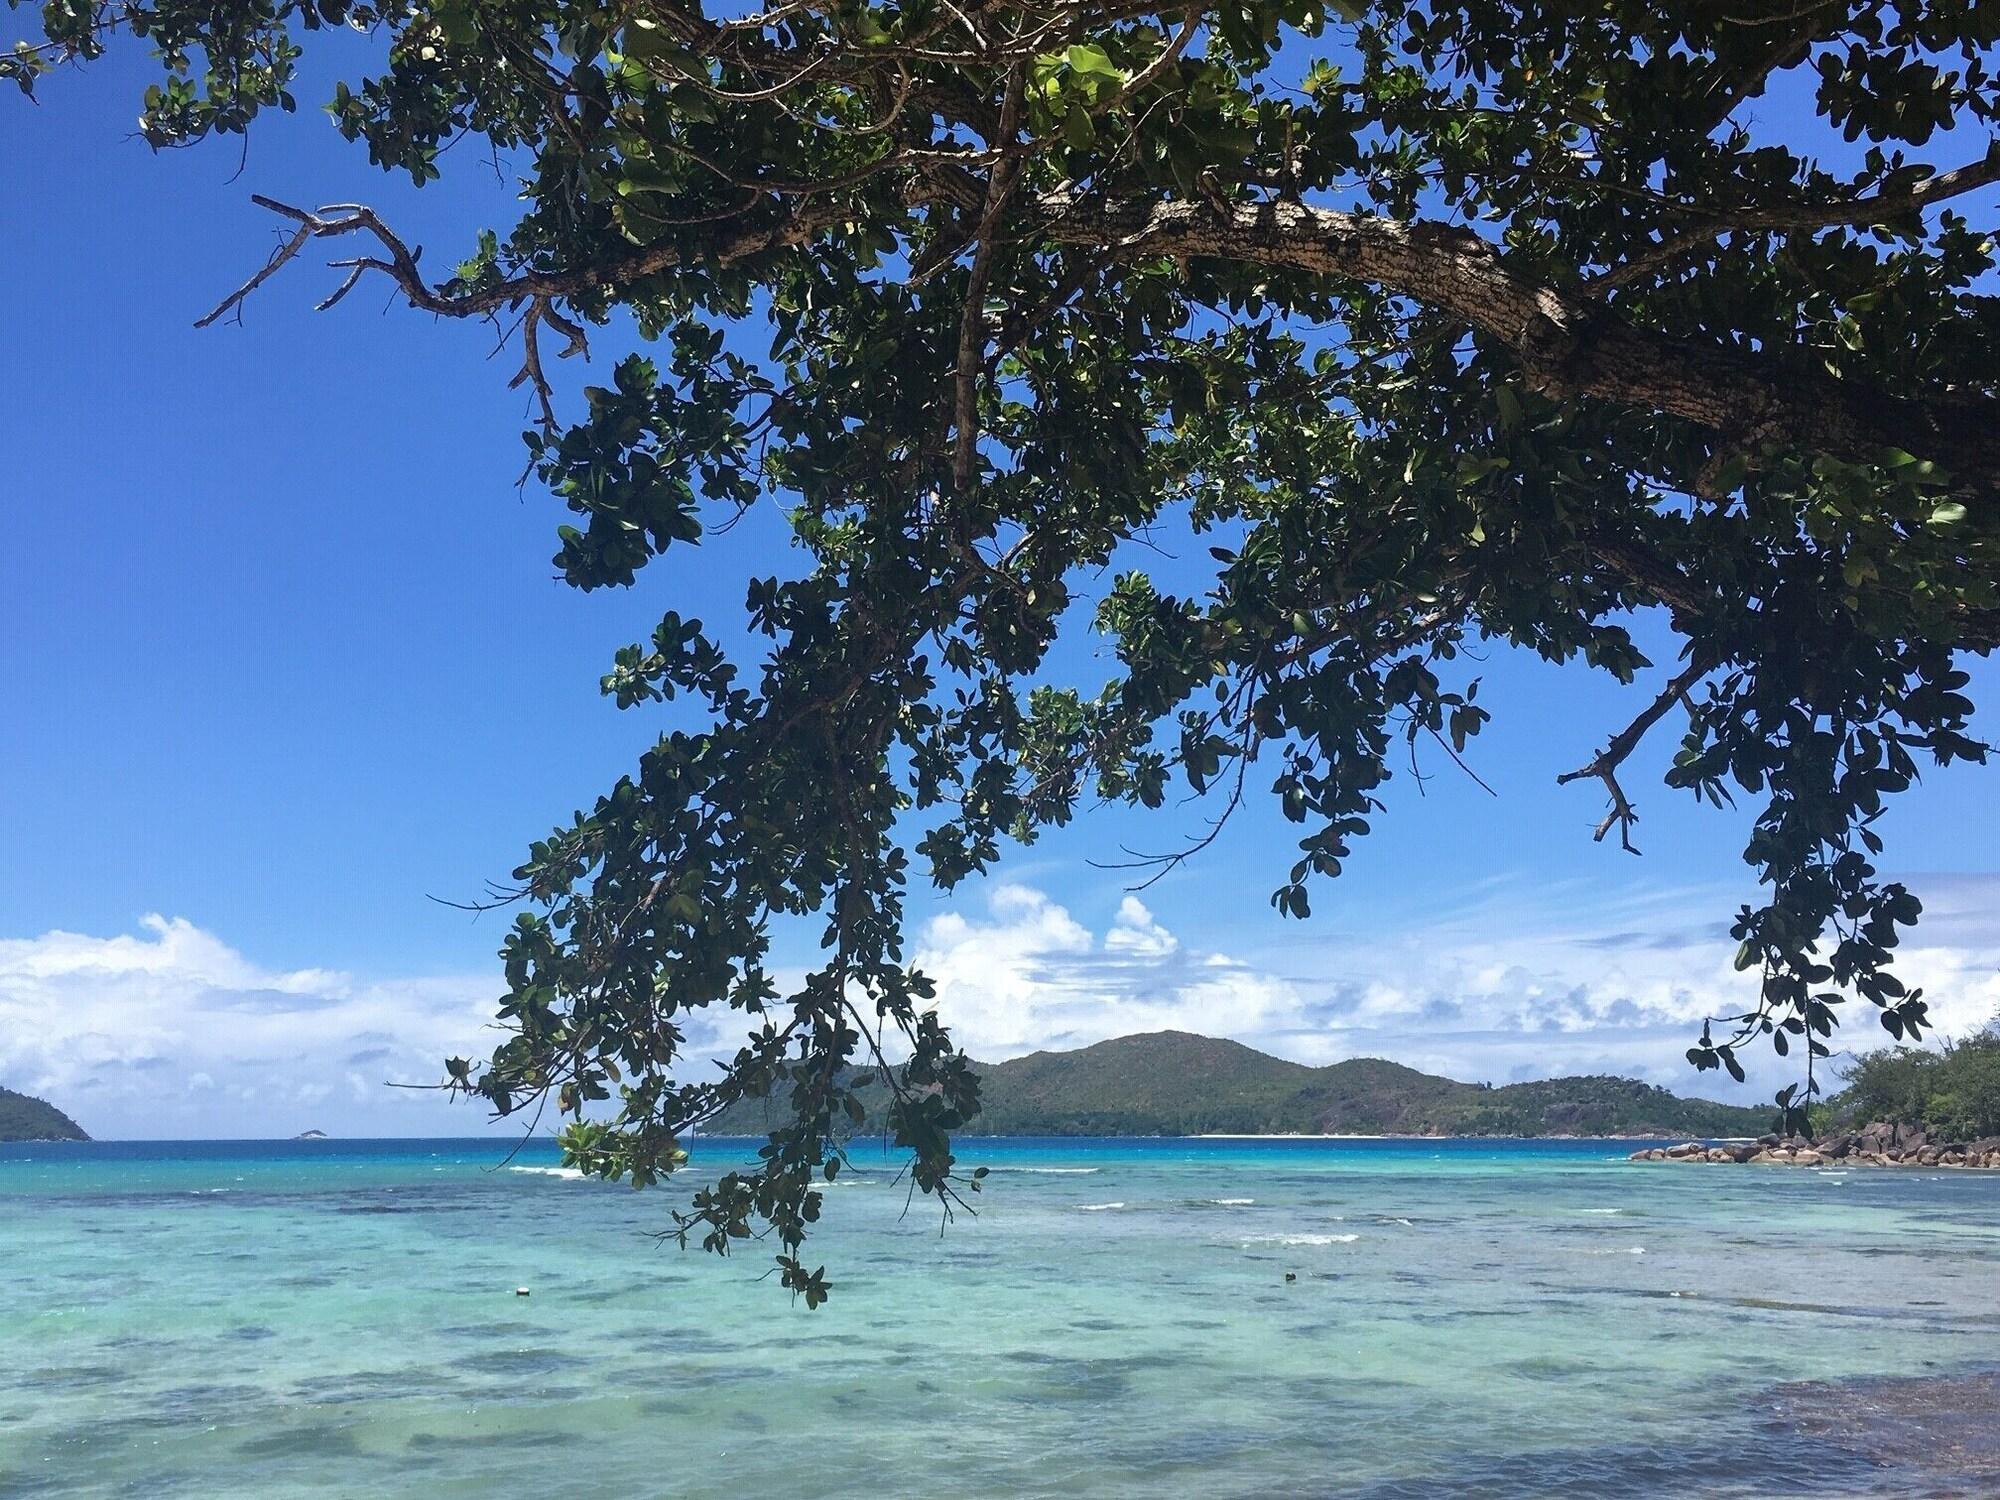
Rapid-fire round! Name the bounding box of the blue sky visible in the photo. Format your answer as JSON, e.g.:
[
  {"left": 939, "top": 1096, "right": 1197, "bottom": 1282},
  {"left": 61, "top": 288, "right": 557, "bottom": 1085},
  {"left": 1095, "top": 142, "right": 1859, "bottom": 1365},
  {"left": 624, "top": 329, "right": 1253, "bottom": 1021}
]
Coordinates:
[{"left": 3, "top": 46, "right": 1997, "bottom": 1137}]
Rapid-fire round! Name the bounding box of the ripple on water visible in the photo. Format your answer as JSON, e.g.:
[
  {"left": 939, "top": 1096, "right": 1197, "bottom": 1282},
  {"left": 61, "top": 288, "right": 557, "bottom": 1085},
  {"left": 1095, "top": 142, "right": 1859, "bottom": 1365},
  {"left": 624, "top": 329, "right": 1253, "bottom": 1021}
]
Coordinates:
[
  {"left": 625, "top": 1328, "right": 740, "bottom": 1357},
  {"left": 1502, "top": 1354, "right": 1600, "bottom": 1381},
  {"left": 406, "top": 1427, "right": 575, "bottom": 1454},
  {"left": 234, "top": 1424, "right": 365, "bottom": 1461},
  {"left": 996, "top": 1351, "right": 1137, "bottom": 1406},
  {"left": 290, "top": 1369, "right": 455, "bottom": 1405},
  {"left": 452, "top": 1347, "right": 587, "bottom": 1379},
  {"left": 152, "top": 1383, "right": 270, "bottom": 1422},
  {"left": 24, "top": 1364, "right": 129, "bottom": 1393}
]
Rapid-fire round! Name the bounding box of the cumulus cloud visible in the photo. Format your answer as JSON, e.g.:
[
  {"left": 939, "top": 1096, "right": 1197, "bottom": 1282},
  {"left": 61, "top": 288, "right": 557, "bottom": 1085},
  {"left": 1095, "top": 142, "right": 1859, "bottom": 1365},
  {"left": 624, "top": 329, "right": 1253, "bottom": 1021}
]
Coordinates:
[
  {"left": 0, "top": 915, "right": 503, "bottom": 1139},
  {"left": 915, "top": 885, "right": 1302, "bottom": 1059},
  {"left": 912, "top": 878, "right": 2000, "bottom": 1100}
]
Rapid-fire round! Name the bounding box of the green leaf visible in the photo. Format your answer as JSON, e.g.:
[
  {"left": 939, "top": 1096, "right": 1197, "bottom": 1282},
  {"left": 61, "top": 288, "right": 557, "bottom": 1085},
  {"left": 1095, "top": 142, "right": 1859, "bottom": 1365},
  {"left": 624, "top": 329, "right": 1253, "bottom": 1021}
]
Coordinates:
[{"left": 1065, "top": 43, "right": 1120, "bottom": 79}]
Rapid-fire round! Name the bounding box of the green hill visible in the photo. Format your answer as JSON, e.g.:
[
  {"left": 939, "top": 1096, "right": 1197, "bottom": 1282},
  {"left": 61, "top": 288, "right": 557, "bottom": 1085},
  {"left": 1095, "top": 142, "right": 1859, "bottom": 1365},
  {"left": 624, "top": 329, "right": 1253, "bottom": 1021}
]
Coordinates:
[
  {"left": 704, "top": 1030, "right": 1769, "bottom": 1139},
  {"left": 0, "top": 1086, "right": 89, "bottom": 1142}
]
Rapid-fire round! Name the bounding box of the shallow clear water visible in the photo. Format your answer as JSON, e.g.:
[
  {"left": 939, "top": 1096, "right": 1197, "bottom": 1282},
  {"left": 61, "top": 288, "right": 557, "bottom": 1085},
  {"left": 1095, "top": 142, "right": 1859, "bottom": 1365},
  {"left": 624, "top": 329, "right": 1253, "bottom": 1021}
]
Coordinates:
[{"left": 3, "top": 1135, "right": 1997, "bottom": 1497}]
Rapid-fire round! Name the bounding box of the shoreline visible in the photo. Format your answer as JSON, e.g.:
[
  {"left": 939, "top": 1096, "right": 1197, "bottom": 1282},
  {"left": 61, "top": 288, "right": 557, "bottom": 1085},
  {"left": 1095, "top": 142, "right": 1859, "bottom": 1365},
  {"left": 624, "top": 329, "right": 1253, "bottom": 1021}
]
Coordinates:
[{"left": 1634, "top": 1122, "right": 2000, "bottom": 1169}]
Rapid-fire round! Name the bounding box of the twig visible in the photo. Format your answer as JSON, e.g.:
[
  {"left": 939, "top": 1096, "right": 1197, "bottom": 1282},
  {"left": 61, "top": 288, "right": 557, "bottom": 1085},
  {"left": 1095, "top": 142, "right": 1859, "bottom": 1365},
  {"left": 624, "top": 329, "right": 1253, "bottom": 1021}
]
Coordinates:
[
  {"left": 1557, "top": 658, "right": 1708, "bottom": 852},
  {"left": 1588, "top": 142, "right": 2000, "bottom": 296}
]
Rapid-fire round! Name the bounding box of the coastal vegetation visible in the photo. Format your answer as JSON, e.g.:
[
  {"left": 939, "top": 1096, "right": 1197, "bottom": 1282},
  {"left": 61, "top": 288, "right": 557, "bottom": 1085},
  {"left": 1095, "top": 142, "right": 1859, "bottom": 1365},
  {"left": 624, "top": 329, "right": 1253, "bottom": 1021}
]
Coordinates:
[
  {"left": 15, "top": 0, "right": 2000, "bottom": 1294},
  {"left": 1828, "top": 1022, "right": 2000, "bottom": 1141},
  {"left": 0, "top": 1087, "right": 89, "bottom": 1143},
  {"left": 709, "top": 1030, "right": 1771, "bottom": 1138},
  {"left": 1635, "top": 1020, "right": 2000, "bottom": 1167}
]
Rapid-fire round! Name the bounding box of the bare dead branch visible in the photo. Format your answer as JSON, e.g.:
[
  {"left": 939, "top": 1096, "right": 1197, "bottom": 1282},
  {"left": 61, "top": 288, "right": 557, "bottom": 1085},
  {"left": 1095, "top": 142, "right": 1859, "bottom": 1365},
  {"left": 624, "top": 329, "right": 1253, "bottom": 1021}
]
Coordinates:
[
  {"left": 1558, "top": 658, "right": 1709, "bottom": 853},
  {"left": 313, "top": 260, "right": 370, "bottom": 312},
  {"left": 194, "top": 205, "right": 320, "bottom": 328}
]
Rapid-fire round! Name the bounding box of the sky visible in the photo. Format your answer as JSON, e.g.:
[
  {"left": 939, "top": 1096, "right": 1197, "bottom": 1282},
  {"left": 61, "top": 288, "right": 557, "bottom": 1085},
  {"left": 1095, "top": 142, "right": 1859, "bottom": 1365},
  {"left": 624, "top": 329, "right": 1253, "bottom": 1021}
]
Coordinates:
[{"left": 3, "top": 44, "right": 1998, "bottom": 1138}]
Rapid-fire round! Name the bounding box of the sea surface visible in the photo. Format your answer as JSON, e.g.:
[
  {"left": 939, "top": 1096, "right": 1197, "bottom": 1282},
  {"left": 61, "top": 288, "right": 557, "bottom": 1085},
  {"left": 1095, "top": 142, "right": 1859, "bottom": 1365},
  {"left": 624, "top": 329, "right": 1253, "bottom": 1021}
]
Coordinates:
[{"left": 3, "top": 1135, "right": 1998, "bottom": 1498}]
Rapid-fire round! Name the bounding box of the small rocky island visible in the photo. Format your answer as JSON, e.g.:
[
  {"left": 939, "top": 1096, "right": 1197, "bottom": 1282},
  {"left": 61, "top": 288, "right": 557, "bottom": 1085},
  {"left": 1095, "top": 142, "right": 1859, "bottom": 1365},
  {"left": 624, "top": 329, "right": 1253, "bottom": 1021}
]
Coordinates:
[{"left": 1632, "top": 1120, "right": 2000, "bottom": 1168}]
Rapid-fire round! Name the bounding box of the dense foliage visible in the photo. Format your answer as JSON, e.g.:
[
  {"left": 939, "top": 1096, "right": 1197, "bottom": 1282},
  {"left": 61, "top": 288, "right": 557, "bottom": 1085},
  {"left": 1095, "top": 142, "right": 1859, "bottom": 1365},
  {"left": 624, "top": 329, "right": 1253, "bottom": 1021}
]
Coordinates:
[
  {"left": 710, "top": 1031, "right": 1772, "bottom": 1137},
  {"left": 1833, "top": 1023, "right": 2000, "bottom": 1140},
  {"left": 0, "top": 1087, "right": 89, "bottom": 1142},
  {"left": 15, "top": 0, "right": 2000, "bottom": 1296}
]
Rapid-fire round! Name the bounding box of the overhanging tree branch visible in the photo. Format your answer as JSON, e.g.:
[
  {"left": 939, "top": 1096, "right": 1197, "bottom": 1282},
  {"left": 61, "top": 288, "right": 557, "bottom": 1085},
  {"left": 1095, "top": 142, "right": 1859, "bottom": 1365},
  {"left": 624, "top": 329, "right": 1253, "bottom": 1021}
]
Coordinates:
[{"left": 204, "top": 188, "right": 2000, "bottom": 501}]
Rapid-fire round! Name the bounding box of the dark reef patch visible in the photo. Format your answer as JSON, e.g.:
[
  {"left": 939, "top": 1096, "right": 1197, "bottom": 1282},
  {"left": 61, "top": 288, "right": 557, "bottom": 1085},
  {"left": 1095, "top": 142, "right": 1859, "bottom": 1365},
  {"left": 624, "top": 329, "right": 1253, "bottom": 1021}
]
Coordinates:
[{"left": 1762, "top": 1367, "right": 2000, "bottom": 1491}]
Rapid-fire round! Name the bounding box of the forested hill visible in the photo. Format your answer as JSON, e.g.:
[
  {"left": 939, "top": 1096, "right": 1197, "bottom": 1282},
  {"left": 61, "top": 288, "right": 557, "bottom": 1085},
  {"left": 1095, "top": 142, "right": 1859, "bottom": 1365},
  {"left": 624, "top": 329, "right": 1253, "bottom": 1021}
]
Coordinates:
[
  {"left": 705, "top": 1031, "right": 1771, "bottom": 1139},
  {"left": 0, "top": 1086, "right": 89, "bottom": 1142}
]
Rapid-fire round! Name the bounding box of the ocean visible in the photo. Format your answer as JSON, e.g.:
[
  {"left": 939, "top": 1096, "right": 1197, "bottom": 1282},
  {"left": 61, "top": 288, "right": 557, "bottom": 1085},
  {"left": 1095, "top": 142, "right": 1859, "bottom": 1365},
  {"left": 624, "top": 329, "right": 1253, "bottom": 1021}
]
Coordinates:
[{"left": 3, "top": 1135, "right": 1997, "bottom": 1497}]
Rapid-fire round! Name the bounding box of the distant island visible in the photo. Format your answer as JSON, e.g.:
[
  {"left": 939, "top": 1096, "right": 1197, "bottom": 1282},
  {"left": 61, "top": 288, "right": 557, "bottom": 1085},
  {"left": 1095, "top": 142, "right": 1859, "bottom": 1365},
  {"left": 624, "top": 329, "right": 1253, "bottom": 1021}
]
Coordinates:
[
  {"left": 705, "top": 1030, "right": 1772, "bottom": 1139},
  {"left": 296, "top": 1130, "right": 329, "bottom": 1140},
  {"left": 0, "top": 1085, "right": 89, "bottom": 1142}
]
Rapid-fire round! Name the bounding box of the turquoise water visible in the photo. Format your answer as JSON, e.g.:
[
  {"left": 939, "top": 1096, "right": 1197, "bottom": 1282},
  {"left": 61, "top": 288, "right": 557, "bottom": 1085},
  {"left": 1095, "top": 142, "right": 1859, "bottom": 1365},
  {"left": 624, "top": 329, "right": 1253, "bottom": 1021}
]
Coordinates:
[{"left": 3, "top": 1136, "right": 1997, "bottom": 1497}]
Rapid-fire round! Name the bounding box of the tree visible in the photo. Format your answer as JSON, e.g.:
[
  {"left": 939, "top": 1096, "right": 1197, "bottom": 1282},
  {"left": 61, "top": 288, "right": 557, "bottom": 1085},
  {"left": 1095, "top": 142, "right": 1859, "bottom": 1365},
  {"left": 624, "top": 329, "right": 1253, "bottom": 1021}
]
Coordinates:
[
  {"left": 1836, "top": 1018, "right": 2000, "bottom": 1139},
  {"left": 13, "top": 0, "right": 1998, "bottom": 1299}
]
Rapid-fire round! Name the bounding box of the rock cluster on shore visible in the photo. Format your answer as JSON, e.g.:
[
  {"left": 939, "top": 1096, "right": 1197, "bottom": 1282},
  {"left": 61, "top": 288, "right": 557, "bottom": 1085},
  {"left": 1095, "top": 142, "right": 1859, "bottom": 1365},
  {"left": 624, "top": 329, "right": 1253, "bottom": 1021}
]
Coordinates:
[{"left": 1630, "top": 1120, "right": 2000, "bottom": 1168}]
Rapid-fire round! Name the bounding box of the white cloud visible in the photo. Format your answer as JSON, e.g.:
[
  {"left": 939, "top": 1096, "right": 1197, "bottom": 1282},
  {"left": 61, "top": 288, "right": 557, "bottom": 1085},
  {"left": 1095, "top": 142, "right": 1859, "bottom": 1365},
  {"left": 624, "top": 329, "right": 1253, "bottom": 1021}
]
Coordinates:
[
  {"left": 1104, "top": 896, "right": 1178, "bottom": 957},
  {"left": 0, "top": 916, "right": 503, "bottom": 1139},
  {"left": 9, "top": 878, "right": 1997, "bottom": 1137},
  {"left": 916, "top": 884, "right": 1304, "bottom": 1059},
  {"left": 912, "top": 878, "right": 2000, "bottom": 1101}
]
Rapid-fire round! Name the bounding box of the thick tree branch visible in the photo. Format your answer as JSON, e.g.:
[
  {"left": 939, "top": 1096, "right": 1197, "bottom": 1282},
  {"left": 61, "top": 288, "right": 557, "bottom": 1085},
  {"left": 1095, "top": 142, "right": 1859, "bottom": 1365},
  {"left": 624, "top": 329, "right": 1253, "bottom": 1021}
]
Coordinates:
[
  {"left": 204, "top": 186, "right": 2000, "bottom": 504},
  {"left": 1579, "top": 531, "right": 1716, "bottom": 625},
  {"left": 1577, "top": 528, "right": 2000, "bottom": 650},
  {"left": 953, "top": 62, "right": 1027, "bottom": 494},
  {"left": 1023, "top": 192, "right": 2000, "bottom": 497}
]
